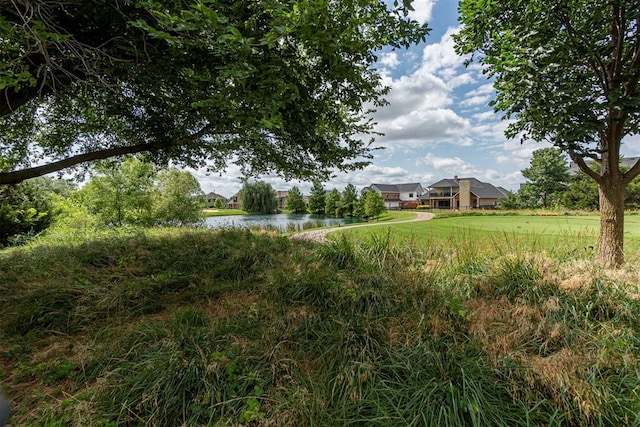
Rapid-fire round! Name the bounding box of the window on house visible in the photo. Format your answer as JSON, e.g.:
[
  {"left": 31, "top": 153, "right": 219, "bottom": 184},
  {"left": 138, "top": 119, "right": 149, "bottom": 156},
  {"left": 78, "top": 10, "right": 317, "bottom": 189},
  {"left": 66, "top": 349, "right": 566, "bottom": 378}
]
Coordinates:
[{"left": 409, "top": 193, "right": 413, "bottom": 197}]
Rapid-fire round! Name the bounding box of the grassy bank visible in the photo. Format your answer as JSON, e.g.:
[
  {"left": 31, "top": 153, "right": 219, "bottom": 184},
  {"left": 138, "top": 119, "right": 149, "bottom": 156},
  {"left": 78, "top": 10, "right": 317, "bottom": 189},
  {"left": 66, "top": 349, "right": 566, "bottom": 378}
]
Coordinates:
[
  {"left": 203, "top": 209, "right": 247, "bottom": 217},
  {"left": 337, "top": 213, "right": 640, "bottom": 260},
  {"left": 1, "top": 224, "right": 639, "bottom": 425}
]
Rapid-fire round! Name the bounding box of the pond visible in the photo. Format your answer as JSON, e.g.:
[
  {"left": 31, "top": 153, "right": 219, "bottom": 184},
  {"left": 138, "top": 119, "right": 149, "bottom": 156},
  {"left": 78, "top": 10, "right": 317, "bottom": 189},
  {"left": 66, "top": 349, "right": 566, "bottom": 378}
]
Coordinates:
[{"left": 205, "top": 213, "right": 364, "bottom": 232}]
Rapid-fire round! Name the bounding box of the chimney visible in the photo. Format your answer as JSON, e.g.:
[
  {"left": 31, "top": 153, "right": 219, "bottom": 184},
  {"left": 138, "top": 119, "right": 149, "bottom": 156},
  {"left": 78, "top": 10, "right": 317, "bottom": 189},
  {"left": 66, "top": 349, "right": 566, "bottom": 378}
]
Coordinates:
[{"left": 454, "top": 175, "right": 458, "bottom": 181}]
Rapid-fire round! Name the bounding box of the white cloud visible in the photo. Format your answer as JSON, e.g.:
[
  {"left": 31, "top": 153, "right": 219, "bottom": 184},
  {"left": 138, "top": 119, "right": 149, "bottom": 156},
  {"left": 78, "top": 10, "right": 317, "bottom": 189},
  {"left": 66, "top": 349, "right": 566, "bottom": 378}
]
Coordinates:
[
  {"left": 419, "top": 27, "right": 468, "bottom": 76},
  {"left": 495, "top": 155, "right": 512, "bottom": 165},
  {"left": 470, "top": 120, "right": 511, "bottom": 142},
  {"left": 493, "top": 138, "right": 553, "bottom": 172},
  {"left": 447, "top": 72, "right": 476, "bottom": 88},
  {"left": 362, "top": 164, "right": 409, "bottom": 178},
  {"left": 484, "top": 170, "right": 524, "bottom": 192},
  {"left": 453, "top": 136, "right": 474, "bottom": 147},
  {"left": 381, "top": 108, "right": 469, "bottom": 142},
  {"left": 472, "top": 111, "right": 496, "bottom": 121},
  {"left": 371, "top": 26, "right": 482, "bottom": 148},
  {"left": 380, "top": 52, "right": 400, "bottom": 68},
  {"left": 418, "top": 153, "right": 479, "bottom": 176},
  {"left": 408, "top": 0, "right": 436, "bottom": 24},
  {"left": 623, "top": 134, "right": 640, "bottom": 157},
  {"left": 377, "top": 73, "right": 452, "bottom": 120},
  {"left": 332, "top": 164, "right": 409, "bottom": 189},
  {"left": 465, "top": 83, "right": 494, "bottom": 97},
  {"left": 460, "top": 95, "right": 491, "bottom": 107}
]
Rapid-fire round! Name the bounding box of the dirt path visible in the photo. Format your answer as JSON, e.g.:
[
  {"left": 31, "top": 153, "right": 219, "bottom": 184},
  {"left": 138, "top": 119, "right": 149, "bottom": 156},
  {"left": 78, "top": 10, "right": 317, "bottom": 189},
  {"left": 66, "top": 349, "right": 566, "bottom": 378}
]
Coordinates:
[{"left": 289, "top": 212, "right": 435, "bottom": 243}]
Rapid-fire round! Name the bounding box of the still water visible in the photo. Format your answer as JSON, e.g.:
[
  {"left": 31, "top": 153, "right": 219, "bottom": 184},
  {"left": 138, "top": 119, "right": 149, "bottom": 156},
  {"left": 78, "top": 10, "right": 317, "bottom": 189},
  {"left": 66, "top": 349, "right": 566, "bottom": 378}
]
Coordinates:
[{"left": 205, "top": 213, "right": 363, "bottom": 231}]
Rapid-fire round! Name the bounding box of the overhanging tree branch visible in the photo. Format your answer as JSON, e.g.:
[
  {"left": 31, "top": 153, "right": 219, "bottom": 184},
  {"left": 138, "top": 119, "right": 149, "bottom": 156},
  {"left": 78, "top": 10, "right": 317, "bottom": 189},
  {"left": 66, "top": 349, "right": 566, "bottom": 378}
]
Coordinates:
[
  {"left": 0, "top": 143, "right": 160, "bottom": 185},
  {"left": 569, "top": 152, "right": 601, "bottom": 183},
  {"left": 0, "top": 121, "right": 214, "bottom": 185}
]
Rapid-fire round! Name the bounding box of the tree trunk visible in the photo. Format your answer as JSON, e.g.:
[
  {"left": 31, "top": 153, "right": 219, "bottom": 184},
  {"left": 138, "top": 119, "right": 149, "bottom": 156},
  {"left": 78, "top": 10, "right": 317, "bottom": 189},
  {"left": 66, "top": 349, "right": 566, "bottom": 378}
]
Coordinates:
[{"left": 598, "top": 177, "right": 626, "bottom": 266}]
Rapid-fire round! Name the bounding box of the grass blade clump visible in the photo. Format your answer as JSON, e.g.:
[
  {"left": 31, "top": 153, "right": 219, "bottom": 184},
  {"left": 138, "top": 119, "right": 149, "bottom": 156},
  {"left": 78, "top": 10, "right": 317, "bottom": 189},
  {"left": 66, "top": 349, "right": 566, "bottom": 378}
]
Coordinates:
[
  {"left": 89, "top": 308, "right": 272, "bottom": 425},
  {"left": 315, "top": 234, "right": 358, "bottom": 270},
  {"left": 484, "top": 255, "right": 560, "bottom": 304}
]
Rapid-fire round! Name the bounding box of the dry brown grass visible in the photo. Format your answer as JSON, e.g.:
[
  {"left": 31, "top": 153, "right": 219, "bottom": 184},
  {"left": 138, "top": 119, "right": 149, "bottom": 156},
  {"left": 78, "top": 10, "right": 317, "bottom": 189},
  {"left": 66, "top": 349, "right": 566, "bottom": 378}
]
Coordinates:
[
  {"left": 466, "top": 293, "right": 604, "bottom": 423},
  {"left": 526, "top": 349, "right": 596, "bottom": 420},
  {"left": 1, "top": 333, "right": 99, "bottom": 425},
  {"left": 205, "top": 291, "right": 260, "bottom": 319},
  {"left": 467, "top": 298, "right": 522, "bottom": 359}
]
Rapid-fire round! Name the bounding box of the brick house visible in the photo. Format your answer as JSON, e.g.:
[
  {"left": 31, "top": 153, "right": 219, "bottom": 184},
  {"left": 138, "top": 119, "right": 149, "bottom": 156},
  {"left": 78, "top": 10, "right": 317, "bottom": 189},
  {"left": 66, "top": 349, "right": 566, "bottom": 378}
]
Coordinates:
[{"left": 422, "top": 176, "right": 508, "bottom": 209}]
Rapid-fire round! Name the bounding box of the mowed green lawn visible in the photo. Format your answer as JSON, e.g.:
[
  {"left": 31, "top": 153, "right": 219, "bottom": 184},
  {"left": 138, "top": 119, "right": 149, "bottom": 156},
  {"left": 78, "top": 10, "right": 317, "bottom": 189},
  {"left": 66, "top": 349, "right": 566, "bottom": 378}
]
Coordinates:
[{"left": 336, "top": 213, "right": 640, "bottom": 258}]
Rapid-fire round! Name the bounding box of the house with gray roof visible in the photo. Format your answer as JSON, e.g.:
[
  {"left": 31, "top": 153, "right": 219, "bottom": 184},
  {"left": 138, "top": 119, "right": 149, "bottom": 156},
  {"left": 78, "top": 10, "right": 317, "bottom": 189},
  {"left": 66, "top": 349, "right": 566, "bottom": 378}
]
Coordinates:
[
  {"left": 422, "top": 176, "right": 508, "bottom": 210},
  {"left": 362, "top": 183, "right": 424, "bottom": 210}
]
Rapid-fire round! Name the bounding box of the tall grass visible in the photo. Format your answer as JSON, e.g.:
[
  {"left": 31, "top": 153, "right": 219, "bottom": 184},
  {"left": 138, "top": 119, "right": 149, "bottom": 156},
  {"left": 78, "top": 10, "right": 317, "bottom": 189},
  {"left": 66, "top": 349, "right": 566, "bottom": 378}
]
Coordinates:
[{"left": 1, "top": 225, "right": 638, "bottom": 425}]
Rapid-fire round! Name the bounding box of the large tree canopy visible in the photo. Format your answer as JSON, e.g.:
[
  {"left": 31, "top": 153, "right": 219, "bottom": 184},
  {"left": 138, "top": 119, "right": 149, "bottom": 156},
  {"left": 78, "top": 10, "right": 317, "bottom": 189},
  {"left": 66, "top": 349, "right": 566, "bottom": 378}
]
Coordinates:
[
  {"left": 456, "top": 0, "right": 640, "bottom": 266},
  {"left": 0, "top": 0, "right": 428, "bottom": 184}
]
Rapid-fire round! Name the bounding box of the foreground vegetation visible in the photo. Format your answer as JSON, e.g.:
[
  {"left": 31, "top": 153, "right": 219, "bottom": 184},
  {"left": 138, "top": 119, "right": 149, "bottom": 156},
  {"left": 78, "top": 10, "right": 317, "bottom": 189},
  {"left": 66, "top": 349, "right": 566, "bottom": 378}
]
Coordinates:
[{"left": 1, "top": 219, "right": 639, "bottom": 425}]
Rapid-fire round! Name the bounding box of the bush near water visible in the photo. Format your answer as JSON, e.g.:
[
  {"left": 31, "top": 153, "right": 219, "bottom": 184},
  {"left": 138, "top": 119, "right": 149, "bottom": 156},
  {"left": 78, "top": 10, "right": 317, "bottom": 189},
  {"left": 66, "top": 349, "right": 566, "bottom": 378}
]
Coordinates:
[{"left": 0, "top": 224, "right": 639, "bottom": 426}]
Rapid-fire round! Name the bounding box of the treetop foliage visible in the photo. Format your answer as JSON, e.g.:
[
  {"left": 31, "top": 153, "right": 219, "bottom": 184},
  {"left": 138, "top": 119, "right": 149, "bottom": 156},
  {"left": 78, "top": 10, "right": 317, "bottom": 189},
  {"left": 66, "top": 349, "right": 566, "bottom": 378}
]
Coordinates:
[
  {"left": 285, "top": 186, "right": 306, "bottom": 214},
  {"left": 0, "top": 0, "right": 429, "bottom": 185},
  {"left": 79, "top": 157, "right": 205, "bottom": 226},
  {"left": 308, "top": 180, "right": 327, "bottom": 214},
  {"left": 324, "top": 188, "right": 342, "bottom": 217},
  {"left": 521, "top": 148, "right": 570, "bottom": 207},
  {"left": 239, "top": 181, "right": 277, "bottom": 214},
  {"left": 455, "top": 0, "right": 640, "bottom": 183},
  {"left": 364, "top": 189, "right": 386, "bottom": 219}
]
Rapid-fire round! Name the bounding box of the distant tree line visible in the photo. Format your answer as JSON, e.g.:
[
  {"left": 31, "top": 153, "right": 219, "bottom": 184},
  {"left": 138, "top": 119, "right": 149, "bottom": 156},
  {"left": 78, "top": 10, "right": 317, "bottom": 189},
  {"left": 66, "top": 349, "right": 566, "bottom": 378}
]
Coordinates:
[
  {"left": 502, "top": 148, "right": 640, "bottom": 210},
  {"left": 240, "top": 180, "right": 386, "bottom": 219},
  {"left": 305, "top": 181, "right": 386, "bottom": 220},
  {"left": 0, "top": 157, "right": 206, "bottom": 246}
]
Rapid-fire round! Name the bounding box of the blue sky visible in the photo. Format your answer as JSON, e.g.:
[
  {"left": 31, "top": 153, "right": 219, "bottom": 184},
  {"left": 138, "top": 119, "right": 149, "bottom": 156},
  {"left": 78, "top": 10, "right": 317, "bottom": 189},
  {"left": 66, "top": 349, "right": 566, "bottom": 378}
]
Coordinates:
[{"left": 194, "top": 0, "right": 640, "bottom": 198}]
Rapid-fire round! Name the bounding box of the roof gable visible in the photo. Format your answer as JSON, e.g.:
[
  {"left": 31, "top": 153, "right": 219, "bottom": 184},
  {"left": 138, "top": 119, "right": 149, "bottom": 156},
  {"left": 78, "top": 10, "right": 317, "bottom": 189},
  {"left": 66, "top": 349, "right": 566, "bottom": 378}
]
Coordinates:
[
  {"left": 371, "top": 183, "right": 423, "bottom": 193},
  {"left": 396, "top": 183, "right": 423, "bottom": 192},
  {"left": 207, "top": 192, "right": 227, "bottom": 200},
  {"left": 371, "top": 183, "right": 400, "bottom": 192},
  {"left": 428, "top": 178, "right": 459, "bottom": 188}
]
